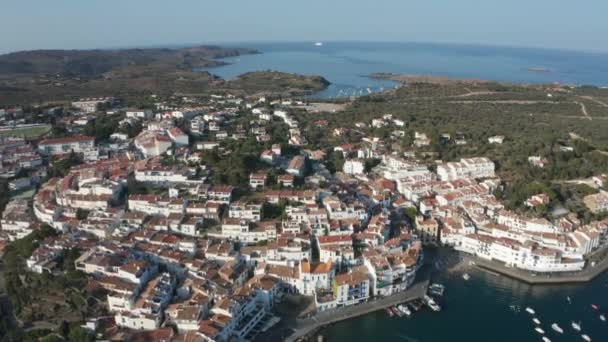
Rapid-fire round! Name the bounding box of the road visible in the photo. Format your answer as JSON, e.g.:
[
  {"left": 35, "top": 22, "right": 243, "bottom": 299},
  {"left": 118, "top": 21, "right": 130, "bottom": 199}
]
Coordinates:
[{"left": 574, "top": 101, "right": 592, "bottom": 120}]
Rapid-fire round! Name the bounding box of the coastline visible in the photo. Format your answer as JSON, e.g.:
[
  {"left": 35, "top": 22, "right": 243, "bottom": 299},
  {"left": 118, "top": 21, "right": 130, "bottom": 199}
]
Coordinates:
[
  {"left": 451, "top": 245, "right": 608, "bottom": 284},
  {"left": 282, "top": 279, "right": 429, "bottom": 342}
]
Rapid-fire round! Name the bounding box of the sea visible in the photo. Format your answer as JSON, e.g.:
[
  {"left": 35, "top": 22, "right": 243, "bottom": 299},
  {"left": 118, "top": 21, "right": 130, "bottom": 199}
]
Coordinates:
[
  {"left": 208, "top": 42, "right": 608, "bottom": 341},
  {"left": 208, "top": 41, "right": 608, "bottom": 98}
]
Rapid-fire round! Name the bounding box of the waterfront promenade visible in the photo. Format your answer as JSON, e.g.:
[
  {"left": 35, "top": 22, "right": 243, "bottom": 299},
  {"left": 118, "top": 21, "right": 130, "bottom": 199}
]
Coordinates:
[
  {"left": 284, "top": 279, "right": 429, "bottom": 342},
  {"left": 461, "top": 244, "right": 608, "bottom": 284}
]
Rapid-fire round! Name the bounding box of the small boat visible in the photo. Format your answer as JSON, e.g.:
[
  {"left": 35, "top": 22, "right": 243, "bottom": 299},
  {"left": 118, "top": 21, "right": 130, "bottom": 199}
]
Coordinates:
[
  {"left": 429, "top": 284, "right": 445, "bottom": 296},
  {"left": 392, "top": 306, "right": 404, "bottom": 317},
  {"left": 567, "top": 296, "right": 572, "bottom": 304},
  {"left": 398, "top": 304, "right": 412, "bottom": 317},
  {"left": 314, "top": 42, "right": 323, "bottom": 47},
  {"left": 532, "top": 318, "right": 541, "bottom": 325},
  {"left": 600, "top": 314, "right": 606, "bottom": 321},
  {"left": 463, "top": 273, "right": 471, "bottom": 281},
  {"left": 385, "top": 308, "right": 394, "bottom": 317},
  {"left": 526, "top": 307, "right": 536, "bottom": 315},
  {"left": 542, "top": 337, "right": 551, "bottom": 342},
  {"left": 409, "top": 300, "right": 423, "bottom": 312},
  {"left": 591, "top": 304, "right": 599, "bottom": 310},
  {"left": 581, "top": 334, "right": 591, "bottom": 342},
  {"left": 424, "top": 295, "right": 441, "bottom": 312},
  {"left": 572, "top": 321, "right": 581, "bottom": 331},
  {"left": 551, "top": 323, "right": 563, "bottom": 334},
  {"left": 535, "top": 327, "right": 545, "bottom": 334}
]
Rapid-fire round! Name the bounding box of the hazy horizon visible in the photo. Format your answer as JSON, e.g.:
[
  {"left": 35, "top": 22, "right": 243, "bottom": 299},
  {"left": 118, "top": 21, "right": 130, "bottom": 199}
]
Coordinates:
[{"left": 2, "top": 0, "right": 608, "bottom": 54}]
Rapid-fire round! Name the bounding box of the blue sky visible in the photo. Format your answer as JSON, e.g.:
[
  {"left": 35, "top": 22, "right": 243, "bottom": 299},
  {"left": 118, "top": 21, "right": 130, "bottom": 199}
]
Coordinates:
[{"left": 2, "top": 0, "right": 607, "bottom": 53}]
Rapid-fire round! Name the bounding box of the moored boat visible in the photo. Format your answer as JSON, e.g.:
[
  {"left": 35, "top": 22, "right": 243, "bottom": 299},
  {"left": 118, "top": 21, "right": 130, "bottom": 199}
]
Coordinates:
[
  {"left": 429, "top": 283, "right": 445, "bottom": 296},
  {"left": 535, "top": 327, "right": 545, "bottom": 334},
  {"left": 391, "top": 306, "right": 404, "bottom": 317},
  {"left": 532, "top": 318, "right": 541, "bottom": 325},
  {"left": 542, "top": 337, "right": 551, "bottom": 342},
  {"left": 572, "top": 321, "right": 581, "bottom": 331},
  {"left": 600, "top": 314, "right": 606, "bottom": 321},
  {"left": 398, "top": 304, "right": 412, "bottom": 317},
  {"left": 463, "top": 273, "right": 471, "bottom": 281},
  {"left": 385, "top": 308, "right": 394, "bottom": 317},
  {"left": 551, "top": 323, "right": 563, "bottom": 334},
  {"left": 591, "top": 304, "right": 599, "bottom": 310},
  {"left": 526, "top": 307, "right": 536, "bottom": 315},
  {"left": 581, "top": 334, "right": 591, "bottom": 342},
  {"left": 424, "top": 295, "right": 441, "bottom": 312}
]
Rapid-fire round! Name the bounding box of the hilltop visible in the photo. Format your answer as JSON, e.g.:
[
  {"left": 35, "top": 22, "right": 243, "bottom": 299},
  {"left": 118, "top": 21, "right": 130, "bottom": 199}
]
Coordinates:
[{"left": 0, "top": 46, "right": 329, "bottom": 104}]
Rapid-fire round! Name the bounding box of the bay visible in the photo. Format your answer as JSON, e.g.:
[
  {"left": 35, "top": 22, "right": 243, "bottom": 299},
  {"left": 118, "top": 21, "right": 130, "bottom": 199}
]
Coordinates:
[{"left": 209, "top": 42, "right": 608, "bottom": 98}]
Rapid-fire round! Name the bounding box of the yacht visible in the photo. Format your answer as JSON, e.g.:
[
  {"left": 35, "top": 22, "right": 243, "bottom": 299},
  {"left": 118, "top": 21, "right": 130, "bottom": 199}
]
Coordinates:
[
  {"left": 551, "top": 323, "right": 563, "bottom": 334},
  {"left": 535, "top": 327, "right": 545, "bottom": 334},
  {"left": 526, "top": 307, "right": 536, "bottom": 315},
  {"left": 424, "top": 295, "right": 441, "bottom": 312},
  {"left": 429, "top": 284, "right": 445, "bottom": 296},
  {"left": 572, "top": 321, "right": 581, "bottom": 331},
  {"left": 398, "top": 304, "right": 412, "bottom": 317}
]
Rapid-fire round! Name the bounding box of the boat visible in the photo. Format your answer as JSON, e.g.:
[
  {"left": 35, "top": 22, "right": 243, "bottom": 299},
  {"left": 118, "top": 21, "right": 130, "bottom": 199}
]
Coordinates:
[
  {"left": 532, "top": 318, "right": 541, "bottom": 325},
  {"left": 429, "top": 283, "right": 445, "bottom": 296},
  {"left": 398, "top": 304, "right": 412, "bottom": 317},
  {"left": 391, "top": 306, "right": 404, "bottom": 317},
  {"left": 567, "top": 296, "right": 572, "bottom": 304},
  {"left": 526, "top": 307, "right": 536, "bottom": 315},
  {"left": 581, "top": 334, "right": 591, "bottom": 342},
  {"left": 385, "top": 308, "right": 394, "bottom": 317},
  {"left": 600, "top": 314, "right": 605, "bottom": 321},
  {"left": 535, "top": 327, "right": 545, "bottom": 334},
  {"left": 409, "top": 300, "right": 423, "bottom": 312},
  {"left": 591, "top": 304, "right": 599, "bottom": 310},
  {"left": 424, "top": 295, "right": 441, "bottom": 312},
  {"left": 314, "top": 42, "right": 323, "bottom": 47},
  {"left": 463, "top": 273, "right": 471, "bottom": 281},
  {"left": 572, "top": 321, "right": 581, "bottom": 331},
  {"left": 551, "top": 323, "right": 563, "bottom": 334},
  {"left": 542, "top": 337, "right": 551, "bottom": 342}
]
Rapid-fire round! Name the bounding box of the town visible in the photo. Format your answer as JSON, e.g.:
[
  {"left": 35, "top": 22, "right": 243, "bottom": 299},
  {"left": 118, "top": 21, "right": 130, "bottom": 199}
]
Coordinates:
[{"left": 1, "top": 88, "right": 608, "bottom": 342}]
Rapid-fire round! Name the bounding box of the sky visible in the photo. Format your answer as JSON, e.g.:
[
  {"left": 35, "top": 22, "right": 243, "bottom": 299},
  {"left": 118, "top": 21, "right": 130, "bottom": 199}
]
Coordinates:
[{"left": 2, "top": 0, "right": 608, "bottom": 54}]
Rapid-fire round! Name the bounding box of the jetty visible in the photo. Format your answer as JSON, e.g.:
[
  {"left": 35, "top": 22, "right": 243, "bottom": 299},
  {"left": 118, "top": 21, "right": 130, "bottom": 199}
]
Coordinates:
[{"left": 285, "top": 279, "right": 429, "bottom": 342}]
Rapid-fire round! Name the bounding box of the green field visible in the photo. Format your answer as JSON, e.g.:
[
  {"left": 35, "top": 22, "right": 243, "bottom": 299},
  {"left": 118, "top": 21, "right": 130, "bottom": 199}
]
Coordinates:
[{"left": 0, "top": 125, "right": 52, "bottom": 139}]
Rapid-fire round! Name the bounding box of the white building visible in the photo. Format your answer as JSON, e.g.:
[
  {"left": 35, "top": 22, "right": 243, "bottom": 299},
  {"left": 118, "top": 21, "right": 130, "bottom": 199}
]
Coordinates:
[
  {"left": 38, "top": 136, "right": 95, "bottom": 155},
  {"left": 343, "top": 159, "right": 365, "bottom": 175},
  {"left": 437, "top": 157, "right": 495, "bottom": 181}
]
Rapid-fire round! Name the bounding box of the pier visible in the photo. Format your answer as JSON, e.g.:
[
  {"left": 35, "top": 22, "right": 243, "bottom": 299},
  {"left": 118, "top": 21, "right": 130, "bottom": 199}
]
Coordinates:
[{"left": 284, "top": 279, "right": 429, "bottom": 342}]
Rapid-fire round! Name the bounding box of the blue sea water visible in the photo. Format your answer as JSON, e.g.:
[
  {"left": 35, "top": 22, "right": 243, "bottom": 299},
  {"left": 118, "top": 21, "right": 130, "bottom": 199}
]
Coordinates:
[
  {"left": 208, "top": 42, "right": 608, "bottom": 342},
  {"left": 209, "top": 42, "right": 608, "bottom": 97}
]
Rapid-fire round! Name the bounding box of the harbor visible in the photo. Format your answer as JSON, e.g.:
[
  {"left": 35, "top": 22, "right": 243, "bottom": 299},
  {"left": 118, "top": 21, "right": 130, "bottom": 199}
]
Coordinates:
[
  {"left": 320, "top": 249, "right": 608, "bottom": 342},
  {"left": 284, "top": 279, "right": 429, "bottom": 342}
]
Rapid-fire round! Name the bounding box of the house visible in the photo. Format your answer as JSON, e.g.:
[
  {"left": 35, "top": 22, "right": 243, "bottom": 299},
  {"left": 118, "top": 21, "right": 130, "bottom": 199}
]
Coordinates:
[
  {"left": 168, "top": 128, "right": 189, "bottom": 146},
  {"left": 38, "top": 136, "right": 95, "bottom": 155},
  {"left": 525, "top": 194, "right": 550, "bottom": 208},
  {"left": 488, "top": 135, "right": 505, "bottom": 144},
  {"left": 343, "top": 159, "right": 365, "bottom": 175},
  {"left": 333, "top": 268, "right": 371, "bottom": 307},
  {"left": 415, "top": 216, "right": 439, "bottom": 245},
  {"left": 287, "top": 155, "right": 306, "bottom": 177},
  {"left": 249, "top": 173, "right": 267, "bottom": 190},
  {"left": 278, "top": 174, "right": 295, "bottom": 188},
  {"left": 126, "top": 109, "right": 153, "bottom": 120}
]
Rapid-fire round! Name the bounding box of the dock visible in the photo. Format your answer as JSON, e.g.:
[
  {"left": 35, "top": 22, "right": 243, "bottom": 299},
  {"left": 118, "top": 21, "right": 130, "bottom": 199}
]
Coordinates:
[{"left": 285, "top": 279, "right": 429, "bottom": 342}]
